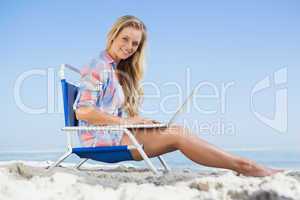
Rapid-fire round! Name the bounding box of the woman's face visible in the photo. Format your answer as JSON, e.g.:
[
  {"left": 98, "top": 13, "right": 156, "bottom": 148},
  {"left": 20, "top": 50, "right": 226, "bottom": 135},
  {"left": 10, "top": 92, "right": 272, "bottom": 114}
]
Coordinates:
[{"left": 108, "top": 27, "right": 142, "bottom": 62}]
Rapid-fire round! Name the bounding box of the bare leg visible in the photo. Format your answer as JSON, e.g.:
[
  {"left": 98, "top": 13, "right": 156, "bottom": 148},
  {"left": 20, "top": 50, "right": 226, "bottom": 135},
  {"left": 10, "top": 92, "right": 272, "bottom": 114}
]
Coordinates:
[{"left": 121, "top": 125, "right": 282, "bottom": 177}]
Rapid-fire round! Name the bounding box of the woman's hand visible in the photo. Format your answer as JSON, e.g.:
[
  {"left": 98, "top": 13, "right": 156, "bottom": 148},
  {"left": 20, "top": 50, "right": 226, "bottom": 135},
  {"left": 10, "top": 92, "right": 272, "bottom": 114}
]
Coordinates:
[{"left": 124, "top": 116, "right": 161, "bottom": 125}]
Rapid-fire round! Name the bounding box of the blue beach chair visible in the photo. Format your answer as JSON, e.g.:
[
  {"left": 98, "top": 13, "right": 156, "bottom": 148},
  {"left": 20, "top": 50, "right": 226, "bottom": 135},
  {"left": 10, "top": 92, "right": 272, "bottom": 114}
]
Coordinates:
[{"left": 49, "top": 64, "right": 170, "bottom": 175}]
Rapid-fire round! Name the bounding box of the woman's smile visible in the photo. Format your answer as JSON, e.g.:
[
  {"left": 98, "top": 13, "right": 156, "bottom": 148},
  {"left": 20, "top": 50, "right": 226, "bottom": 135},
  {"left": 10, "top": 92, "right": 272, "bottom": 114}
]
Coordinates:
[{"left": 120, "top": 48, "right": 131, "bottom": 57}]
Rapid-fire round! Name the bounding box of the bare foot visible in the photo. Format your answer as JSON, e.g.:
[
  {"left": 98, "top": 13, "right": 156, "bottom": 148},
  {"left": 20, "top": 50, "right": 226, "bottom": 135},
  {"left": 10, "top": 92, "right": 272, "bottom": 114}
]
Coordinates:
[{"left": 235, "top": 159, "right": 284, "bottom": 177}]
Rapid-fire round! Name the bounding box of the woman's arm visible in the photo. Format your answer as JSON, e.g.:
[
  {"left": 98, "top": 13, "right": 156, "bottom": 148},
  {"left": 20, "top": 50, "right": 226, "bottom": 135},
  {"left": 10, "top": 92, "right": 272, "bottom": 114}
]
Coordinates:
[{"left": 75, "top": 107, "right": 124, "bottom": 125}]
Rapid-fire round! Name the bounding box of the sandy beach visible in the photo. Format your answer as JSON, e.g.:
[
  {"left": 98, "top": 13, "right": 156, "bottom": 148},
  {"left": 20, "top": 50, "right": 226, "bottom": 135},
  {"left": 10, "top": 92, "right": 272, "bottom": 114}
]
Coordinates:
[{"left": 0, "top": 161, "right": 299, "bottom": 200}]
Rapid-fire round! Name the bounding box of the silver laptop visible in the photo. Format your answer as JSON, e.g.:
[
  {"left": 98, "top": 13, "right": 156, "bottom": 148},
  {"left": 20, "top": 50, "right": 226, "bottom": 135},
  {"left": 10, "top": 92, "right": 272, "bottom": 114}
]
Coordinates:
[{"left": 113, "top": 87, "right": 196, "bottom": 129}]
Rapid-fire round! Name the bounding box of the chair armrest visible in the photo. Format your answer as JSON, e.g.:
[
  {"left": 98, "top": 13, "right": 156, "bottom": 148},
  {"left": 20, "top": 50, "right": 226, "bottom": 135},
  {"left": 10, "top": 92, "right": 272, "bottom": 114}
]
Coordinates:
[{"left": 61, "top": 126, "right": 127, "bottom": 132}]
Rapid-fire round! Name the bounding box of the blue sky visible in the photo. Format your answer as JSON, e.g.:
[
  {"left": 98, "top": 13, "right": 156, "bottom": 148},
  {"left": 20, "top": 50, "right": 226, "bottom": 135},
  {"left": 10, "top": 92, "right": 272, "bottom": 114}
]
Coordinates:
[{"left": 1, "top": 0, "right": 299, "bottom": 151}]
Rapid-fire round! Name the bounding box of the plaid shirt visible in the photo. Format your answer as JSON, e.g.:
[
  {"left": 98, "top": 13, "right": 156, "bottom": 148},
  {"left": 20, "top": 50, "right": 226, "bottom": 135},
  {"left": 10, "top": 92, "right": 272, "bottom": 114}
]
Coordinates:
[{"left": 74, "top": 51, "right": 125, "bottom": 146}]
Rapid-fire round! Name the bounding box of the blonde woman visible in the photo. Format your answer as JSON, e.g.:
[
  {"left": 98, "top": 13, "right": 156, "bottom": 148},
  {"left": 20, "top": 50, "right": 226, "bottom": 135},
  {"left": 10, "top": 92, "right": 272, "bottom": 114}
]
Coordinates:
[{"left": 75, "top": 15, "right": 282, "bottom": 176}]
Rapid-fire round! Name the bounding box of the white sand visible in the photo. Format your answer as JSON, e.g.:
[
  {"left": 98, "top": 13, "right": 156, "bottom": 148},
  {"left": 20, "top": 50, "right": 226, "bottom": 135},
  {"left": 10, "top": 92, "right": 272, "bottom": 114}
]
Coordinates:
[{"left": 0, "top": 161, "right": 299, "bottom": 200}]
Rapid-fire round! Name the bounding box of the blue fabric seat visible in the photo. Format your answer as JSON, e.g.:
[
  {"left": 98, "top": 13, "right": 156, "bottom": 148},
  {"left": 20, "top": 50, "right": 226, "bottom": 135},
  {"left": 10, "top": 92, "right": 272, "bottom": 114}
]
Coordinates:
[{"left": 72, "top": 146, "right": 133, "bottom": 163}]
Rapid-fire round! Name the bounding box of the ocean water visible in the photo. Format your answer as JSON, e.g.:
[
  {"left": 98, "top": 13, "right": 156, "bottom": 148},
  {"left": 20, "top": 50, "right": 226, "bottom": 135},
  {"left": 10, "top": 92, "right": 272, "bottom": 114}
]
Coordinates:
[{"left": 0, "top": 149, "right": 299, "bottom": 171}]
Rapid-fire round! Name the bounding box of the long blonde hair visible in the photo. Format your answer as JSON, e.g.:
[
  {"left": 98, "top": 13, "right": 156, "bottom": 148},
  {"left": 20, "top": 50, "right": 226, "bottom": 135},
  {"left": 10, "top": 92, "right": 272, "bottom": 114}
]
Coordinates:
[{"left": 106, "top": 15, "right": 147, "bottom": 117}]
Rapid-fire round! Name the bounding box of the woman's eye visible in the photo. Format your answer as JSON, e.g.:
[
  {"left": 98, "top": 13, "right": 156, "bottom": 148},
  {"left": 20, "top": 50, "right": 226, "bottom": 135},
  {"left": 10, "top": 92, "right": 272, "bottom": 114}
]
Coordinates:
[
  {"left": 133, "top": 42, "right": 139, "bottom": 47},
  {"left": 122, "top": 37, "right": 128, "bottom": 41}
]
